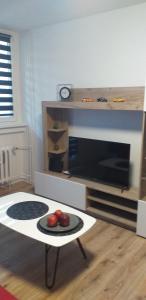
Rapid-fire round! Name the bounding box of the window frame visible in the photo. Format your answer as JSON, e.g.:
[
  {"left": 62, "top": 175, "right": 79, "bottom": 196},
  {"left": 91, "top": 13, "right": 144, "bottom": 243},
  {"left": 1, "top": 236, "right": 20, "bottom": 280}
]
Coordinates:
[{"left": 0, "top": 29, "right": 21, "bottom": 125}]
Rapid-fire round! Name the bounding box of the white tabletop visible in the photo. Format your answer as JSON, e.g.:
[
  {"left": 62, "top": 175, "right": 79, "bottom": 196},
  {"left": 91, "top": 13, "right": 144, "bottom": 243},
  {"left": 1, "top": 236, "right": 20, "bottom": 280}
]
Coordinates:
[{"left": 0, "top": 192, "right": 96, "bottom": 247}]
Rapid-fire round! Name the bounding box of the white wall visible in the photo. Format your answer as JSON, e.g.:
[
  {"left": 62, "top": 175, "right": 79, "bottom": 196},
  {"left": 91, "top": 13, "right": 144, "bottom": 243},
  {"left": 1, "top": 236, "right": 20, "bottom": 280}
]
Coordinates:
[{"left": 20, "top": 3, "right": 146, "bottom": 187}]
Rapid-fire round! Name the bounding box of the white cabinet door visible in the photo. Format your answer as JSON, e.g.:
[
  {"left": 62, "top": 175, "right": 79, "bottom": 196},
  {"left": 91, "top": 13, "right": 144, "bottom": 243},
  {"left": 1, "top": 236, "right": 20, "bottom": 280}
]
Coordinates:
[
  {"left": 34, "top": 171, "right": 86, "bottom": 210},
  {"left": 137, "top": 200, "right": 146, "bottom": 238}
]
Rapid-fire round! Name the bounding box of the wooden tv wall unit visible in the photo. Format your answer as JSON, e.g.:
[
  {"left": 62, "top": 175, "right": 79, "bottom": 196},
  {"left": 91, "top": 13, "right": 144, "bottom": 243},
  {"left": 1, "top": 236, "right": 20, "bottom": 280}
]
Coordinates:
[{"left": 36, "top": 86, "right": 146, "bottom": 232}]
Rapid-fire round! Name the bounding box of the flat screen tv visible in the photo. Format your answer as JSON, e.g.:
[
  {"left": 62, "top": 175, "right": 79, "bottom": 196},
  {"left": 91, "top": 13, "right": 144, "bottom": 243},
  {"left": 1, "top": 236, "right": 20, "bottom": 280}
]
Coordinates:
[{"left": 68, "top": 136, "right": 130, "bottom": 189}]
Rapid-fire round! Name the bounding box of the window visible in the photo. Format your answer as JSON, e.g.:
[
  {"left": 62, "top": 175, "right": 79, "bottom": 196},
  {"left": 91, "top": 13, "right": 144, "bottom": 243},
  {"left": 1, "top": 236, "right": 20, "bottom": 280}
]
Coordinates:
[{"left": 0, "top": 33, "right": 13, "bottom": 117}]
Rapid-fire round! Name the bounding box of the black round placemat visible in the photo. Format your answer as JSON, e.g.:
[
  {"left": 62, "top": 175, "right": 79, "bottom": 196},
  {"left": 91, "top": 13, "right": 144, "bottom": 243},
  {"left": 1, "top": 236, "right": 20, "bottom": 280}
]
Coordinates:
[
  {"left": 7, "top": 201, "right": 49, "bottom": 220},
  {"left": 37, "top": 213, "right": 84, "bottom": 236}
]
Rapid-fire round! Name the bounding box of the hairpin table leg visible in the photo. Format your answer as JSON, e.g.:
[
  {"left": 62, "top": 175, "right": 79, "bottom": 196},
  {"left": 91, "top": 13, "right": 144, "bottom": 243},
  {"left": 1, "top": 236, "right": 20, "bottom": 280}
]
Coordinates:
[
  {"left": 45, "top": 239, "right": 86, "bottom": 288},
  {"left": 45, "top": 244, "right": 61, "bottom": 289},
  {"left": 76, "top": 238, "right": 87, "bottom": 259}
]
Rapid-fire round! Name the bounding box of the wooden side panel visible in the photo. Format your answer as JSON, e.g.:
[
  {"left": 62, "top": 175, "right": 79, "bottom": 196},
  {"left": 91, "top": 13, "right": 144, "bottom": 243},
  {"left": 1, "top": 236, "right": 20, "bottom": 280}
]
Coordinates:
[
  {"left": 139, "top": 112, "right": 146, "bottom": 198},
  {"left": 140, "top": 179, "right": 146, "bottom": 199},
  {"left": 42, "top": 103, "right": 49, "bottom": 171}
]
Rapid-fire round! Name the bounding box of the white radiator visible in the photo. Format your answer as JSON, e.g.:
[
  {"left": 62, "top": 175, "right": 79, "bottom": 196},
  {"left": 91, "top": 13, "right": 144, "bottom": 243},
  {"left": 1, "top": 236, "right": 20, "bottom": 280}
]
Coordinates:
[{"left": 0, "top": 147, "right": 12, "bottom": 184}]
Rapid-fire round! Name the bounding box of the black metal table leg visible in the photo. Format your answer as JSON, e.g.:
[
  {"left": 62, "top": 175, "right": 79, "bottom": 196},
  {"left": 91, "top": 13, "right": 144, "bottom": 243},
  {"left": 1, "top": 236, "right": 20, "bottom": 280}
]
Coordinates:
[
  {"left": 45, "top": 244, "right": 61, "bottom": 289},
  {"left": 45, "top": 239, "right": 86, "bottom": 288},
  {"left": 45, "top": 245, "right": 51, "bottom": 287},
  {"left": 76, "top": 238, "right": 87, "bottom": 259}
]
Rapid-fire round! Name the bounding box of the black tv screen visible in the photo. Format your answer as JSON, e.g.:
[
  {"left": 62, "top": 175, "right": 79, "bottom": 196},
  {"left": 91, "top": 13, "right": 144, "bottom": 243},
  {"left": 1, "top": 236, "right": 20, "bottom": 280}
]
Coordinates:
[{"left": 69, "top": 136, "right": 130, "bottom": 189}]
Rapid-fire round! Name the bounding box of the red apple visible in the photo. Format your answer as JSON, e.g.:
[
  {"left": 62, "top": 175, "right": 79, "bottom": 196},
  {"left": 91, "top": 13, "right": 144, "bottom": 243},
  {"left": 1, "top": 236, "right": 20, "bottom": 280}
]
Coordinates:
[
  {"left": 59, "top": 213, "right": 70, "bottom": 227},
  {"left": 55, "top": 209, "right": 63, "bottom": 220},
  {"left": 47, "top": 214, "right": 58, "bottom": 227}
]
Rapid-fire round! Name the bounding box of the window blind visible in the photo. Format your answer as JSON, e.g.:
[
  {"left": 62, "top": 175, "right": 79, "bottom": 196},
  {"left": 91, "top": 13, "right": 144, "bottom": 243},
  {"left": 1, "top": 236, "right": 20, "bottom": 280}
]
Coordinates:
[{"left": 0, "top": 33, "right": 13, "bottom": 117}]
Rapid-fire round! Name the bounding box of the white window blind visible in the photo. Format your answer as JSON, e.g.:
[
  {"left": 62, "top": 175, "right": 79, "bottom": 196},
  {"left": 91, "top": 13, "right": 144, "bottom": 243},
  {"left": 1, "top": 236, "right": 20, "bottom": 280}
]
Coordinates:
[{"left": 0, "top": 33, "right": 13, "bottom": 117}]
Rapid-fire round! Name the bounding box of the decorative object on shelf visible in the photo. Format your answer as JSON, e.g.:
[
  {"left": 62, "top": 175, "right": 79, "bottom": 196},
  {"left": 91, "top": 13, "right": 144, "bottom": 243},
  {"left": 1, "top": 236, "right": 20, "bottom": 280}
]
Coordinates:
[
  {"left": 53, "top": 121, "right": 59, "bottom": 129},
  {"left": 57, "top": 84, "right": 72, "bottom": 101},
  {"left": 54, "top": 144, "right": 59, "bottom": 151},
  {"left": 60, "top": 86, "right": 71, "bottom": 101},
  {"left": 112, "top": 97, "right": 126, "bottom": 102},
  {"left": 97, "top": 97, "right": 108, "bottom": 102},
  {"left": 81, "top": 97, "right": 96, "bottom": 102}
]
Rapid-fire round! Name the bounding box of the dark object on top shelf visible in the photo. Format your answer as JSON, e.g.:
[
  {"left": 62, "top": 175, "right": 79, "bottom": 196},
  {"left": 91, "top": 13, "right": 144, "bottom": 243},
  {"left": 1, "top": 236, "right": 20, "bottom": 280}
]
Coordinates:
[{"left": 97, "top": 97, "right": 108, "bottom": 102}]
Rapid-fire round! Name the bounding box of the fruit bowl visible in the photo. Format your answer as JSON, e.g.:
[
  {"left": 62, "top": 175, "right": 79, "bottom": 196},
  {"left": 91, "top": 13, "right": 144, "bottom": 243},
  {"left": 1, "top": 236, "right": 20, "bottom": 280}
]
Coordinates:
[{"left": 38, "top": 213, "right": 82, "bottom": 233}]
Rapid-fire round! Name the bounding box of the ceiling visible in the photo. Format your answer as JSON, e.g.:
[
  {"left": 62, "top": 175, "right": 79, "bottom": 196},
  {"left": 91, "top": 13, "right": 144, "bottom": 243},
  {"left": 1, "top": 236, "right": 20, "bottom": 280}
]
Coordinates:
[{"left": 0, "top": 0, "right": 145, "bottom": 32}]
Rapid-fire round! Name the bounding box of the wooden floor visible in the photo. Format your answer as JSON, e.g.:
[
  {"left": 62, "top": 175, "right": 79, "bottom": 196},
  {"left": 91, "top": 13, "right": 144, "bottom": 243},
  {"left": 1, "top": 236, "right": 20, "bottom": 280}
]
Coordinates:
[{"left": 1, "top": 182, "right": 146, "bottom": 300}]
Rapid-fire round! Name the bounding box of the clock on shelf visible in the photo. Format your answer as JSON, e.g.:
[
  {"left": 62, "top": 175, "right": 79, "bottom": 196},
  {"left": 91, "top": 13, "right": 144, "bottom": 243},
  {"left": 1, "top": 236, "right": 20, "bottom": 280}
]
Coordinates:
[{"left": 57, "top": 84, "right": 72, "bottom": 101}]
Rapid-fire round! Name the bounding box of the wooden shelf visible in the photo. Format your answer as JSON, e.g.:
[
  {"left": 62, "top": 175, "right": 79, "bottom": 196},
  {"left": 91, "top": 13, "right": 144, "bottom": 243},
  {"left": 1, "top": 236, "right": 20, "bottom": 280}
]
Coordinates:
[
  {"left": 48, "top": 149, "right": 66, "bottom": 155},
  {"left": 72, "top": 176, "right": 139, "bottom": 201},
  {"left": 87, "top": 206, "right": 136, "bottom": 230},
  {"left": 43, "top": 99, "right": 144, "bottom": 111},
  {"left": 43, "top": 86, "right": 145, "bottom": 111},
  {"left": 87, "top": 195, "right": 137, "bottom": 214},
  {"left": 48, "top": 128, "right": 67, "bottom": 133}
]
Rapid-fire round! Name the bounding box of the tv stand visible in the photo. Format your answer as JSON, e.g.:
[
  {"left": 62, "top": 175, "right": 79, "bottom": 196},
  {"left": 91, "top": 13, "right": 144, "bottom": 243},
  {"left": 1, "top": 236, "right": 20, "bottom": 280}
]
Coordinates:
[
  {"left": 36, "top": 86, "right": 146, "bottom": 232},
  {"left": 35, "top": 170, "right": 137, "bottom": 231}
]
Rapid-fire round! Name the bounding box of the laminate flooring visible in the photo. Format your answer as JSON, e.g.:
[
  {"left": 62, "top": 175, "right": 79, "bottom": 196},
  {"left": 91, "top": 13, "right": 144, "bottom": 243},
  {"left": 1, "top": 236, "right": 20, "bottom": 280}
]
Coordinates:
[{"left": 0, "top": 182, "right": 146, "bottom": 300}]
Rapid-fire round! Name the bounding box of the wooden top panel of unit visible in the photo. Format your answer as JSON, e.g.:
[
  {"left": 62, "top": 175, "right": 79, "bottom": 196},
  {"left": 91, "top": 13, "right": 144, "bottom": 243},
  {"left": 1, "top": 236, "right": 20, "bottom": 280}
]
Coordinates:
[{"left": 43, "top": 86, "right": 145, "bottom": 111}]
